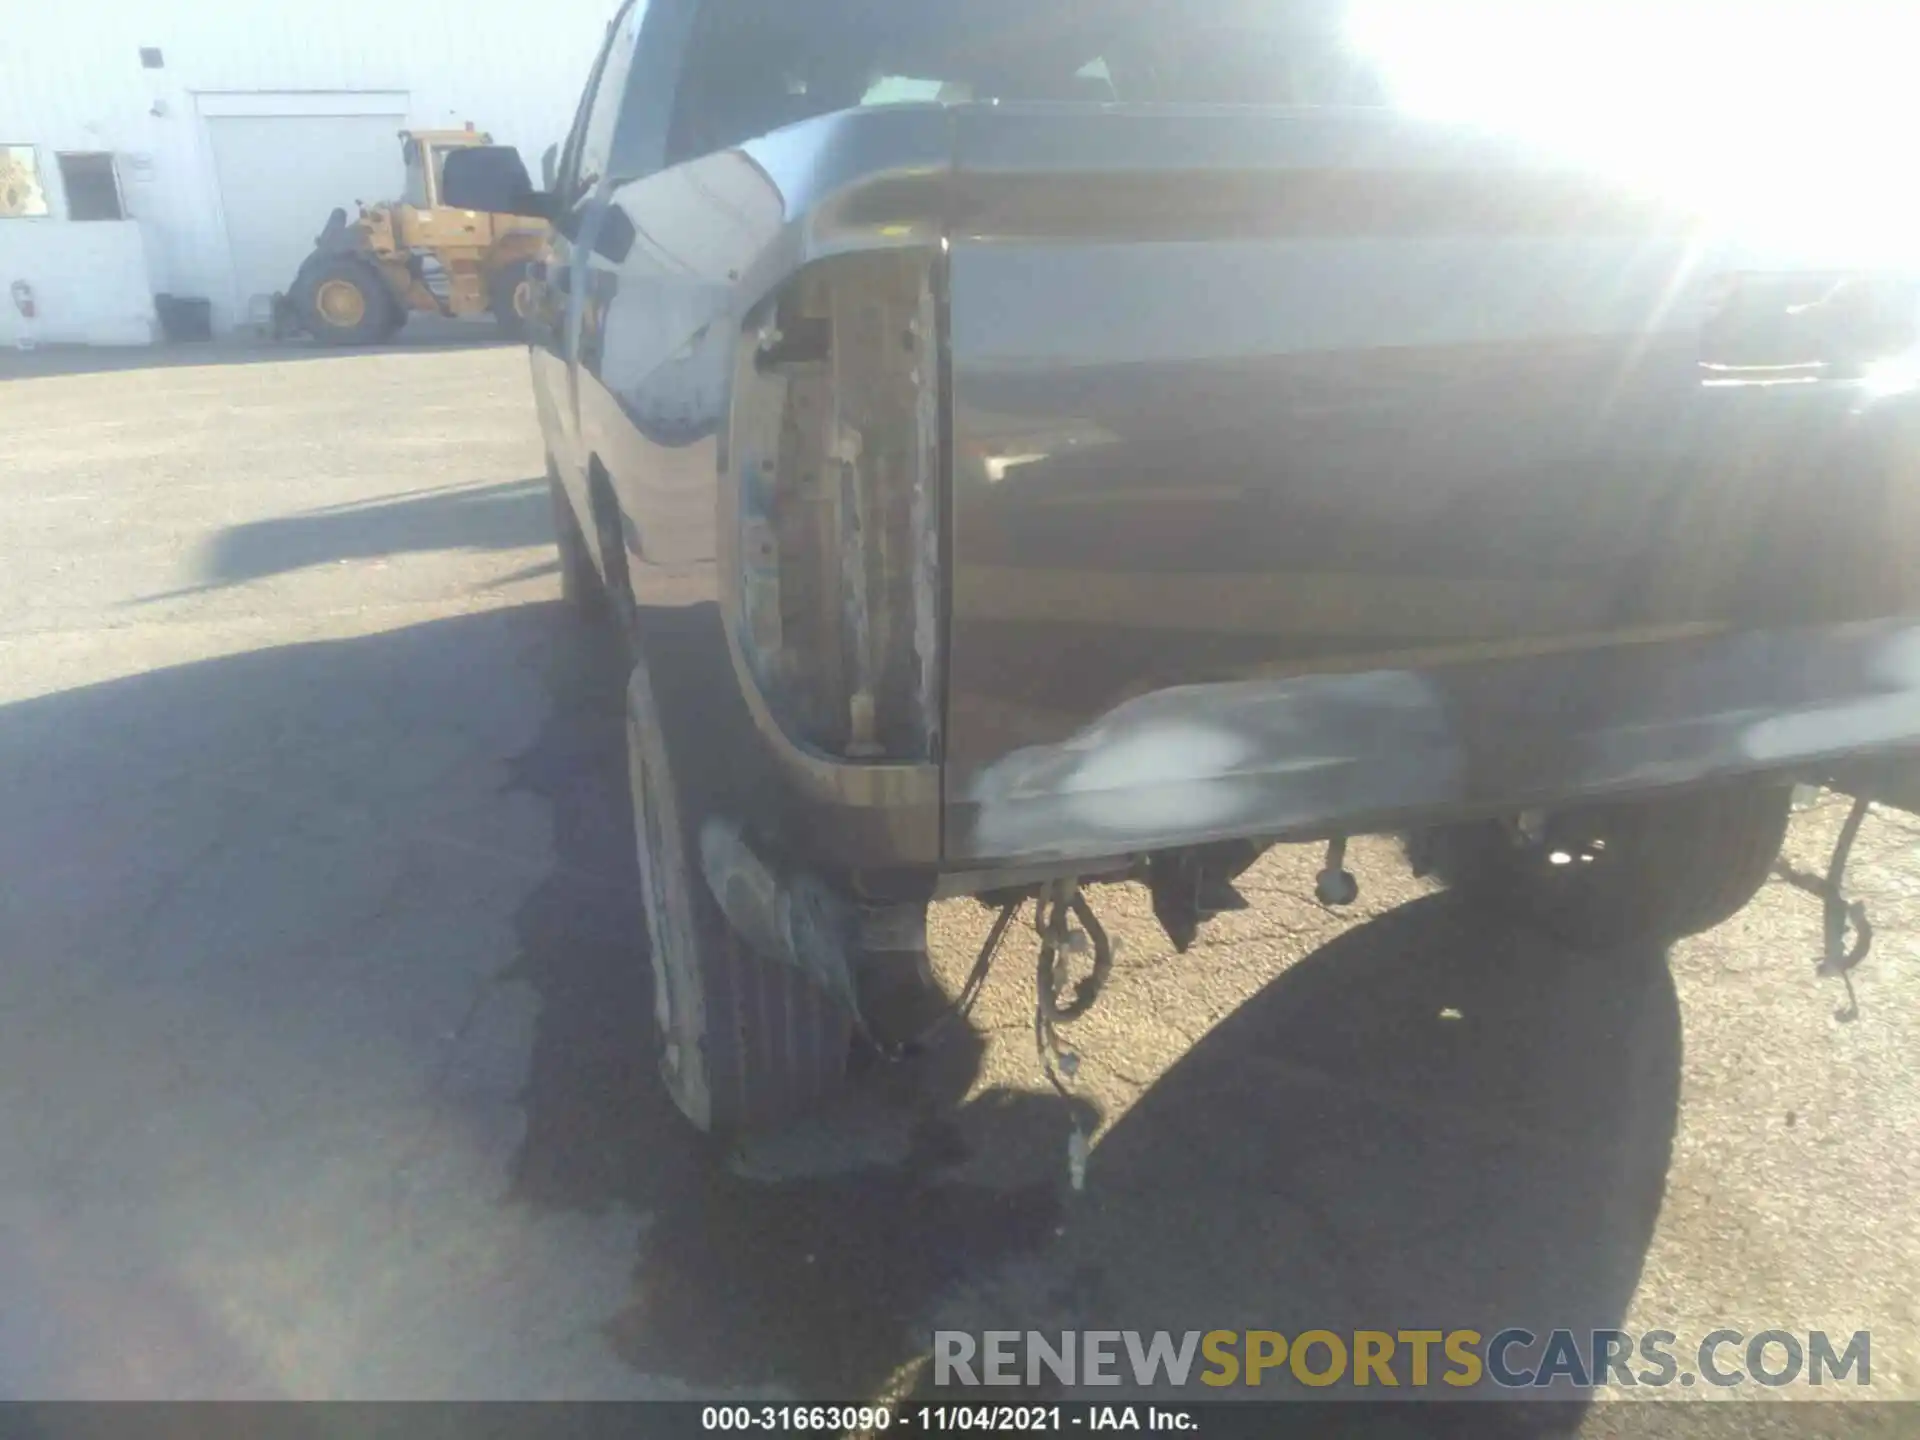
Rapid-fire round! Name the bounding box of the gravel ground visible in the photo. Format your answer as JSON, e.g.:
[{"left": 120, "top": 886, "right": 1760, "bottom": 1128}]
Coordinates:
[{"left": 0, "top": 340, "right": 1912, "bottom": 1428}]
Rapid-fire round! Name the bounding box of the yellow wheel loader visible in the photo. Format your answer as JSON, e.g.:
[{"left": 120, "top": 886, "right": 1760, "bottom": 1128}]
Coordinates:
[{"left": 281, "top": 127, "right": 548, "bottom": 346}]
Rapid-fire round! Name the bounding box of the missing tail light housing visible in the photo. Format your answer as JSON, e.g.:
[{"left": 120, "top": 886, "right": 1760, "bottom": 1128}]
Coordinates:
[{"left": 725, "top": 250, "right": 943, "bottom": 763}]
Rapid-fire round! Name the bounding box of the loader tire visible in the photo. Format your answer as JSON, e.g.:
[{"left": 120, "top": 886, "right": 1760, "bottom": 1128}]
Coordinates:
[
  {"left": 627, "top": 662, "right": 852, "bottom": 1135},
  {"left": 490, "top": 261, "right": 534, "bottom": 342},
  {"left": 1430, "top": 782, "right": 1792, "bottom": 950},
  {"left": 293, "top": 256, "right": 395, "bottom": 346}
]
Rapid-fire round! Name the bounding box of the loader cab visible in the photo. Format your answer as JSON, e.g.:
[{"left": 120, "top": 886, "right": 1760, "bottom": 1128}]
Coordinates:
[
  {"left": 401, "top": 129, "right": 491, "bottom": 211},
  {"left": 396, "top": 128, "right": 499, "bottom": 251},
  {"left": 400, "top": 136, "right": 436, "bottom": 209}
]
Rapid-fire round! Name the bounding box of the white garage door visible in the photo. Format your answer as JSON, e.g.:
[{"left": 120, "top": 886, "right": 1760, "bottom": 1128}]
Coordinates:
[{"left": 207, "top": 112, "right": 406, "bottom": 325}]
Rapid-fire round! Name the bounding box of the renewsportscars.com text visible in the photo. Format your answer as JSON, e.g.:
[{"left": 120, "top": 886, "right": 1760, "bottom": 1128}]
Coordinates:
[{"left": 933, "top": 1329, "right": 1871, "bottom": 1390}]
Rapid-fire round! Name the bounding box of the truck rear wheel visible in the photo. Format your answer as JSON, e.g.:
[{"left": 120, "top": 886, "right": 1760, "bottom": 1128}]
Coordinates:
[
  {"left": 626, "top": 663, "right": 852, "bottom": 1134},
  {"left": 1431, "top": 782, "right": 1792, "bottom": 949},
  {"left": 293, "top": 256, "right": 395, "bottom": 346}
]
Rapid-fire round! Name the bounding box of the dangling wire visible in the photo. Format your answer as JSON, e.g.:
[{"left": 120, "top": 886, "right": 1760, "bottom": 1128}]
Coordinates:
[
  {"left": 1028, "top": 885, "right": 1113, "bottom": 1193},
  {"left": 956, "top": 897, "right": 1021, "bottom": 1021},
  {"left": 1032, "top": 886, "right": 1113, "bottom": 1100},
  {"left": 882, "top": 882, "right": 1114, "bottom": 1197},
  {"left": 894, "top": 896, "right": 1021, "bottom": 1056},
  {"left": 1039, "top": 891, "right": 1112, "bottom": 1024},
  {"left": 1774, "top": 794, "right": 1876, "bottom": 1024},
  {"left": 1819, "top": 796, "right": 1874, "bottom": 1023}
]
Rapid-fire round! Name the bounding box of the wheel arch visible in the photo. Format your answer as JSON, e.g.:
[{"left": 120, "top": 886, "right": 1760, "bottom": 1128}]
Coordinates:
[{"left": 585, "top": 455, "right": 634, "bottom": 623}]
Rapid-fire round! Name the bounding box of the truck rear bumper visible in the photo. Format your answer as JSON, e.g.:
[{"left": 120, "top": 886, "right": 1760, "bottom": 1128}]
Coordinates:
[{"left": 947, "top": 619, "right": 1920, "bottom": 864}]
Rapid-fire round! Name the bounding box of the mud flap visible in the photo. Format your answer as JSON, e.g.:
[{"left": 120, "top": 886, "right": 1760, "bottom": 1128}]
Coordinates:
[{"left": 697, "top": 816, "right": 865, "bottom": 1025}]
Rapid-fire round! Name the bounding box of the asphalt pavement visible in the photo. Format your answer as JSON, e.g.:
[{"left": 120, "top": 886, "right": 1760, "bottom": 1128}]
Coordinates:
[{"left": 0, "top": 337, "right": 1914, "bottom": 1423}]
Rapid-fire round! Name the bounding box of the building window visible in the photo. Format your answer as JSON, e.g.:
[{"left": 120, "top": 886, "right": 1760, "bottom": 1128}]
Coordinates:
[
  {"left": 58, "top": 153, "right": 124, "bottom": 221},
  {"left": 0, "top": 145, "right": 50, "bottom": 217}
]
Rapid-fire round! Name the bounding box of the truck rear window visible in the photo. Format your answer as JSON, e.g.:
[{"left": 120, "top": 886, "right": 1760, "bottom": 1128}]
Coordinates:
[{"left": 666, "top": 0, "right": 1385, "bottom": 162}]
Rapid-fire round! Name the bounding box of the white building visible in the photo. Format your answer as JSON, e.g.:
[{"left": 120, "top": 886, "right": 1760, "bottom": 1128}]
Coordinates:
[{"left": 0, "top": 0, "right": 613, "bottom": 345}]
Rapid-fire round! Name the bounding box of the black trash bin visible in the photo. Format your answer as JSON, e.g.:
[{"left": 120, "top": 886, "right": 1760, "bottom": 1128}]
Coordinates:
[{"left": 154, "top": 293, "right": 212, "bottom": 342}]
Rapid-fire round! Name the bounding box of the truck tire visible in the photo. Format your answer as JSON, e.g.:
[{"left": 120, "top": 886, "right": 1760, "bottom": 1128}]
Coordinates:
[
  {"left": 627, "top": 662, "right": 852, "bottom": 1134},
  {"left": 293, "top": 255, "right": 395, "bottom": 346},
  {"left": 1430, "top": 782, "right": 1792, "bottom": 949},
  {"left": 549, "top": 467, "right": 603, "bottom": 616},
  {"left": 490, "top": 261, "right": 534, "bottom": 342}
]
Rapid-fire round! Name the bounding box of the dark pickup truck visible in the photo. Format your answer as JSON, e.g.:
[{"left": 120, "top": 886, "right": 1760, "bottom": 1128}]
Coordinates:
[{"left": 446, "top": 0, "right": 1920, "bottom": 1134}]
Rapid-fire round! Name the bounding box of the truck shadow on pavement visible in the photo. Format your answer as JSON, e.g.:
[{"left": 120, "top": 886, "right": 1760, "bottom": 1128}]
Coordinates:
[
  {"left": 510, "top": 609, "right": 1681, "bottom": 1434},
  {"left": 0, "top": 597, "right": 1676, "bottom": 1418}
]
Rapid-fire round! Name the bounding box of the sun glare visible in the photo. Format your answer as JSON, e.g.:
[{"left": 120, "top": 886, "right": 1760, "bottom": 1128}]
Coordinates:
[{"left": 1347, "top": 0, "right": 1920, "bottom": 265}]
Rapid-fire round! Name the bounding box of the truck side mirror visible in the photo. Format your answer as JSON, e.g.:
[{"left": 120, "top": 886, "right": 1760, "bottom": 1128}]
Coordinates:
[
  {"left": 441, "top": 146, "right": 552, "bottom": 220},
  {"left": 541, "top": 143, "right": 560, "bottom": 191}
]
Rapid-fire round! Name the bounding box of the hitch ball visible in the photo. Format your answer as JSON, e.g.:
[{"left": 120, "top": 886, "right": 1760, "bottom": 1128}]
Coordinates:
[
  {"left": 1315, "top": 868, "right": 1360, "bottom": 907},
  {"left": 1315, "top": 836, "right": 1359, "bottom": 907}
]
